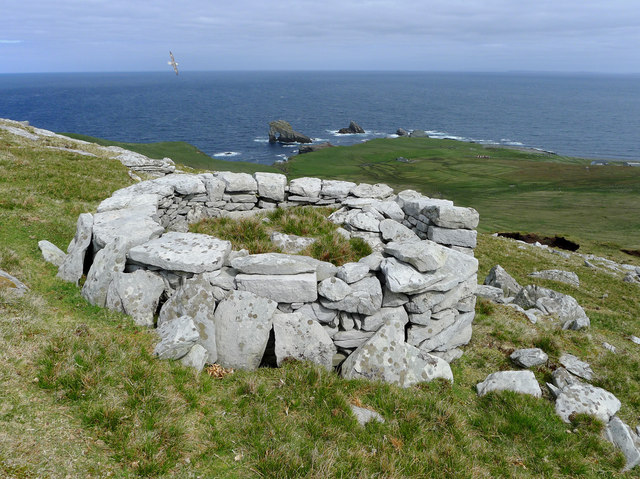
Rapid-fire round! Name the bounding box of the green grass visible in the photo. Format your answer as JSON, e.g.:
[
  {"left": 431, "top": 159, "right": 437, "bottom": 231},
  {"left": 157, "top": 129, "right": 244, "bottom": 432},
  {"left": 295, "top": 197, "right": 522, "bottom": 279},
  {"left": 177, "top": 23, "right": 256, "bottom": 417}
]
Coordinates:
[
  {"left": 1, "top": 121, "right": 640, "bottom": 477},
  {"left": 189, "top": 206, "right": 372, "bottom": 265}
]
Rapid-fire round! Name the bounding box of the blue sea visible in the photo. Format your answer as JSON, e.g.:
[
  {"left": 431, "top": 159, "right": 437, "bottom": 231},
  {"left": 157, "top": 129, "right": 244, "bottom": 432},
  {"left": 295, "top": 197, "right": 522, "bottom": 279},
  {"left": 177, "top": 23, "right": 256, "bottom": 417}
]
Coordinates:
[{"left": 0, "top": 71, "right": 638, "bottom": 165}]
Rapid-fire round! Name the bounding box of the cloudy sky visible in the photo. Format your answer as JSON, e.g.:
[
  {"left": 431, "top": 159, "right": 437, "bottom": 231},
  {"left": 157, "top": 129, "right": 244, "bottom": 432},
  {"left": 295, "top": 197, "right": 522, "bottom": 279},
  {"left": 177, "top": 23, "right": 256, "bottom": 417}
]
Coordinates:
[{"left": 2, "top": 0, "right": 639, "bottom": 73}]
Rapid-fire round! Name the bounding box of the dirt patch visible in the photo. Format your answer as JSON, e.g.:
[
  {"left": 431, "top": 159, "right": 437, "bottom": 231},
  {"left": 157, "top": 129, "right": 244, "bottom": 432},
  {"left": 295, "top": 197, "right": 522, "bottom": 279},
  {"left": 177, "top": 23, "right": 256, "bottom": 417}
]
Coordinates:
[
  {"left": 622, "top": 249, "right": 640, "bottom": 258},
  {"left": 497, "top": 232, "right": 580, "bottom": 252}
]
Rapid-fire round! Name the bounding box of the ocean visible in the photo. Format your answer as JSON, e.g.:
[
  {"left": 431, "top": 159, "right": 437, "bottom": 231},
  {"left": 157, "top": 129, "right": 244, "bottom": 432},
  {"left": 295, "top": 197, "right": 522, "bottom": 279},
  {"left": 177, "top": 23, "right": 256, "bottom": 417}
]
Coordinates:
[{"left": 0, "top": 71, "right": 638, "bottom": 165}]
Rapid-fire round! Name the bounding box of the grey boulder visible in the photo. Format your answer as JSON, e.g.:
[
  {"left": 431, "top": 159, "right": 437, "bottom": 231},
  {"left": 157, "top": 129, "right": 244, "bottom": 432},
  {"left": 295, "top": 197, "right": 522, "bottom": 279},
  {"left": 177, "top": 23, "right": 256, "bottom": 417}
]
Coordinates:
[
  {"left": 105, "top": 270, "right": 165, "bottom": 327},
  {"left": 510, "top": 348, "right": 548, "bottom": 368},
  {"left": 154, "top": 316, "right": 200, "bottom": 360},
  {"left": 57, "top": 213, "right": 93, "bottom": 284},
  {"left": 38, "top": 240, "right": 66, "bottom": 267},
  {"left": 555, "top": 383, "right": 620, "bottom": 423},
  {"left": 476, "top": 370, "right": 542, "bottom": 397},
  {"left": 484, "top": 265, "right": 521, "bottom": 297},
  {"left": 272, "top": 312, "right": 336, "bottom": 370}
]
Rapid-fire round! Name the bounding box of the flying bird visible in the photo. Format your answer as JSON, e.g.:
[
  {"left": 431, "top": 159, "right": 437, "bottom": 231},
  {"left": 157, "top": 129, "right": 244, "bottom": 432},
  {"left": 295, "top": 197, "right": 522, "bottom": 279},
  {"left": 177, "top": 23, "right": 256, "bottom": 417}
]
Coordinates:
[{"left": 168, "top": 51, "right": 179, "bottom": 75}]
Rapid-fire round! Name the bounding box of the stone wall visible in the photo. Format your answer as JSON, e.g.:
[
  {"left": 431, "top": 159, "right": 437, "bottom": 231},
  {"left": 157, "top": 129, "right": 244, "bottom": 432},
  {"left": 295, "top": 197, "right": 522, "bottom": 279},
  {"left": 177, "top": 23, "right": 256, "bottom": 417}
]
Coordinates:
[{"left": 54, "top": 171, "right": 479, "bottom": 388}]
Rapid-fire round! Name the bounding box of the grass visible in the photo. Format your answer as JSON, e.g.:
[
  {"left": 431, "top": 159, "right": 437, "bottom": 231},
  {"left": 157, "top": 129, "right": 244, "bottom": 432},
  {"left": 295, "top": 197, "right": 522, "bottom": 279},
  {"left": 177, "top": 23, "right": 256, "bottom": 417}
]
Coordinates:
[
  {"left": 1, "top": 120, "right": 640, "bottom": 477},
  {"left": 189, "top": 206, "right": 372, "bottom": 266}
]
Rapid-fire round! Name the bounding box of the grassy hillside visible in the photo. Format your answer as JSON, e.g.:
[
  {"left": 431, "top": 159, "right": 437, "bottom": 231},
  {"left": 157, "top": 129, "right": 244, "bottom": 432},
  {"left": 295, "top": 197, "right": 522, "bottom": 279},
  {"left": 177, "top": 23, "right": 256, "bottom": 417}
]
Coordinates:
[{"left": 1, "top": 122, "right": 640, "bottom": 477}]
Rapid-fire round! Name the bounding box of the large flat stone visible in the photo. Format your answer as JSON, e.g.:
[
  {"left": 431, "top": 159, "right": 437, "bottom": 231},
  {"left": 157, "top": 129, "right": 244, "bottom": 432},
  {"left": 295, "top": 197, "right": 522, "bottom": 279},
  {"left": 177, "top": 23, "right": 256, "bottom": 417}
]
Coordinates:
[
  {"left": 106, "top": 270, "right": 165, "bottom": 327},
  {"left": 555, "top": 383, "right": 620, "bottom": 423},
  {"left": 128, "top": 232, "right": 231, "bottom": 273},
  {"left": 213, "top": 290, "right": 278, "bottom": 370},
  {"left": 254, "top": 172, "right": 287, "bottom": 202},
  {"left": 231, "top": 253, "right": 316, "bottom": 275},
  {"left": 384, "top": 240, "right": 449, "bottom": 272},
  {"left": 289, "top": 177, "right": 322, "bottom": 198},
  {"left": 215, "top": 171, "right": 257, "bottom": 193},
  {"left": 427, "top": 226, "right": 477, "bottom": 248},
  {"left": 154, "top": 174, "right": 206, "bottom": 195},
  {"left": 476, "top": 370, "right": 542, "bottom": 397},
  {"left": 273, "top": 312, "right": 336, "bottom": 370},
  {"left": 423, "top": 204, "right": 479, "bottom": 230},
  {"left": 235, "top": 272, "right": 318, "bottom": 303},
  {"left": 92, "top": 208, "right": 164, "bottom": 250},
  {"left": 341, "top": 319, "right": 453, "bottom": 387}
]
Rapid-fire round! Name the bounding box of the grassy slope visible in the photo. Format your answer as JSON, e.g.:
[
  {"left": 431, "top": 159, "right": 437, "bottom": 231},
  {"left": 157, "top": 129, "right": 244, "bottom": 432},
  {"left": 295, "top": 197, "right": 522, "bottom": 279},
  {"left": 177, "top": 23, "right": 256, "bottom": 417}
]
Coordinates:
[{"left": 1, "top": 123, "right": 640, "bottom": 477}]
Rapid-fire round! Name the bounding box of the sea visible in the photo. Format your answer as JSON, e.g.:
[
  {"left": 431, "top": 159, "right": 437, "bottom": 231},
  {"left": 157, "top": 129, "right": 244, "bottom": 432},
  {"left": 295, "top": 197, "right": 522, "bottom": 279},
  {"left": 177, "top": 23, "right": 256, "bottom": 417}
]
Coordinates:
[{"left": 0, "top": 71, "right": 638, "bottom": 165}]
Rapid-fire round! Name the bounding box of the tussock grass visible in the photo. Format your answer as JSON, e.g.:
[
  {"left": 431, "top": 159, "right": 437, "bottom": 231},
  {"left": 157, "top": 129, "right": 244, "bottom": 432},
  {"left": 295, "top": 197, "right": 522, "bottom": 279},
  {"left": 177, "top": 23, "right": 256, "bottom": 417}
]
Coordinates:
[
  {"left": 1, "top": 123, "right": 639, "bottom": 477},
  {"left": 190, "top": 206, "right": 372, "bottom": 266}
]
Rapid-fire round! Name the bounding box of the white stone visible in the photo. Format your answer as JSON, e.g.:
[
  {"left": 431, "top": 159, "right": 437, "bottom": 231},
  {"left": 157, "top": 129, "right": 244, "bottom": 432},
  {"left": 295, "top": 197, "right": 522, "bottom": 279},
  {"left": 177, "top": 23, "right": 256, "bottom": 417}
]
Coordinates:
[
  {"left": 272, "top": 312, "right": 336, "bottom": 370},
  {"left": 235, "top": 272, "right": 318, "bottom": 303},
  {"left": 321, "top": 180, "right": 356, "bottom": 198},
  {"left": 105, "top": 270, "right": 165, "bottom": 327},
  {"left": 57, "top": 213, "right": 94, "bottom": 284},
  {"left": 379, "top": 219, "right": 420, "bottom": 243},
  {"left": 181, "top": 344, "right": 208, "bottom": 372},
  {"left": 346, "top": 210, "right": 381, "bottom": 232},
  {"left": 254, "top": 172, "right": 287, "bottom": 202},
  {"left": 555, "top": 383, "right": 621, "bottom": 423},
  {"left": 361, "top": 307, "right": 408, "bottom": 332},
  {"left": 296, "top": 302, "right": 338, "bottom": 325},
  {"left": 154, "top": 174, "right": 206, "bottom": 195},
  {"left": 559, "top": 353, "right": 593, "bottom": 380},
  {"left": 231, "top": 252, "right": 316, "bottom": 275},
  {"left": 199, "top": 173, "right": 226, "bottom": 201},
  {"left": 92, "top": 207, "right": 163, "bottom": 250},
  {"left": 336, "top": 262, "right": 370, "bottom": 284},
  {"left": 350, "top": 183, "right": 394, "bottom": 199},
  {"left": 213, "top": 290, "right": 277, "bottom": 370},
  {"left": 154, "top": 316, "right": 200, "bottom": 360},
  {"left": 528, "top": 269, "right": 580, "bottom": 288},
  {"left": 427, "top": 226, "right": 477, "bottom": 248},
  {"left": 215, "top": 171, "right": 257, "bottom": 193},
  {"left": 81, "top": 238, "right": 128, "bottom": 307},
  {"left": 476, "top": 370, "right": 542, "bottom": 397},
  {"left": 38, "top": 240, "right": 66, "bottom": 267},
  {"left": 510, "top": 348, "right": 548, "bottom": 368},
  {"left": 350, "top": 405, "right": 385, "bottom": 426},
  {"left": 484, "top": 265, "right": 521, "bottom": 297},
  {"left": 318, "top": 276, "right": 352, "bottom": 301},
  {"left": 341, "top": 319, "right": 453, "bottom": 387},
  {"left": 423, "top": 204, "right": 479, "bottom": 230},
  {"left": 605, "top": 417, "right": 640, "bottom": 472},
  {"left": 128, "top": 232, "right": 231, "bottom": 273},
  {"left": 419, "top": 311, "right": 475, "bottom": 352},
  {"left": 319, "top": 276, "right": 382, "bottom": 315},
  {"left": 289, "top": 177, "right": 322, "bottom": 198},
  {"left": 269, "top": 232, "right": 316, "bottom": 254}
]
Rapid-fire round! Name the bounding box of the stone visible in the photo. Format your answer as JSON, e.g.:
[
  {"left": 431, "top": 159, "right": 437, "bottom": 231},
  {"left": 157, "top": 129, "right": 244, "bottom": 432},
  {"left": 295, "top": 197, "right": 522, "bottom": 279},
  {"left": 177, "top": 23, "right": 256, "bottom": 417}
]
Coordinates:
[
  {"left": 92, "top": 208, "right": 164, "bottom": 250},
  {"left": 57, "top": 213, "right": 94, "bottom": 284},
  {"left": 510, "top": 348, "right": 548, "bottom": 368},
  {"left": 379, "top": 219, "right": 420, "bottom": 243},
  {"left": 337, "top": 120, "right": 365, "bottom": 134},
  {"left": 407, "top": 312, "right": 457, "bottom": 346},
  {"left": 336, "top": 262, "right": 370, "bottom": 284},
  {"left": 289, "top": 177, "right": 322, "bottom": 198},
  {"left": 528, "top": 269, "right": 580, "bottom": 288},
  {"left": 476, "top": 370, "right": 542, "bottom": 397},
  {"left": 181, "top": 344, "right": 208, "bottom": 372},
  {"left": 38, "top": 240, "right": 66, "bottom": 267},
  {"left": 154, "top": 316, "right": 200, "bottom": 360},
  {"left": 321, "top": 180, "right": 356, "bottom": 199},
  {"left": 157, "top": 275, "right": 219, "bottom": 362},
  {"left": 97, "top": 192, "right": 161, "bottom": 214},
  {"left": 154, "top": 174, "right": 206, "bottom": 195},
  {"left": 254, "top": 172, "right": 287, "bottom": 202},
  {"left": 555, "top": 383, "right": 621, "bottom": 423},
  {"left": 269, "top": 232, "right": 316, "bottom": 254},
  {"left": 428, "top": 226, "right": 477, "bottom": 248},
  {"left": 213, "top": 290, "right": 278, "bottom": 370},
  {"left": 605, "top": 417, "right": 640, "bottom": 472},
  {"left": 475, "top": 285, "right": 505, "bottom": 302},
  {"left": 332, "top": 330, "right": 375, "bottom": 349},
  {"left": 318, "top": 276, "right": 352, "bottom": 301},
  {"left": 272, "top": 312, "right": 336, "bottom": 370},
  {"left": 235, "top": 272, "right": 318, "bottom": 303},
  {"left": 602, "top": 342, "right": 617, "bottom": 354},
  {"left": 419, "top": 311, "right": 474, "bottom": 352},
  {"left": 215, "top": 171, "right": 258, "bottom": 193},
  {"left": 298, "top": 142, "right": 334, "bottom": 154},
  {"left": 296, "top": 302, "right": 338, "bottom": 325},
  {"left": 128, "top": 232, "right": 231, "bottom": 274},
  {"left": 319, "top": 276, "right": 383, "bottom": 315},
  {"left": 484, "top": 265, "right": 521, "bottom": 297},
  {"left": 358, "top": 252, "right": 385, "bottom": 271},
  {"left": 294, "top": 256, "right": 338, "bottom": 281},
  {"left": 350, "top": 405, "right": 385, "bottom": 426},
  {"left": 105, "top": 270, "right": 165, "bottom": 327},
  {"left": 346, "top": 210, "right": 381, "bottom": 232},
  {"left": 0, "top": 269, "right": 28, "bottom": 297},
  {"left": 513, "top": 285, "right": 589, "bottom": 326},
  {"left": 341, "top": 319, "right": 453, "bottom": 387},
  {"left": 430, "top": 348, "right": 464, "bottom": 363},
  {"left": 423, "top": 204, "right": 479, "bottom": 230},
  {"left": 114, "top": 150, "right": 175, "bottom": 175},
  {"left": 551, "top": 367, "right": 582, "bottom": 391},
  {"left": 199, "top": 173, "right": 226, "bottom": 201},
  {"left": 268, "top": 120, "right": 312, "bottom": 144},
  {"left": 361, "top": 307, "right": 408, "bottom": 332},
  {"left": 81, "top": 238, "right": 128, "bottom": 307},
  {"left": 559, "top": 353, "right": 594, "bottom": 380},
  {"left": 382, "top": 287, "right": 409, "bottom": 308},
  {"left": 409, "top": 129, "right": 428, "bottom": 137},
  {"left": 370, "top": 200, "right": 405, "bottom": 222},
  {"left": 231, "top": 253, "right": 316, "bottom": 275},
  {"left": 350, "top": 183, "right": 394, "bottom": 199},
  {"left": 630, "top": 336, "right": 640, "bottom": 345}
]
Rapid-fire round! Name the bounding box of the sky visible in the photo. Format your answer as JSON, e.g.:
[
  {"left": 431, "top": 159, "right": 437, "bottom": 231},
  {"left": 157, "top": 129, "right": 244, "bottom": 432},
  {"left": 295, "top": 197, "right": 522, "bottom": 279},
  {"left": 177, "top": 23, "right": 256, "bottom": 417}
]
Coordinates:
[{"left": 2, "top": 0, "right": 640, "bottom": 74}]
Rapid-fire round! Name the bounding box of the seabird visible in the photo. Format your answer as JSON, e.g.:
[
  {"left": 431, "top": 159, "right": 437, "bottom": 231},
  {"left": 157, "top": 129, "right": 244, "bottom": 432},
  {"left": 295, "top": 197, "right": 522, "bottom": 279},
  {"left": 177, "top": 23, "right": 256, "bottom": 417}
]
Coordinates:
[{"left": 168, "top": 51, "right": 179, "bottom": 75}]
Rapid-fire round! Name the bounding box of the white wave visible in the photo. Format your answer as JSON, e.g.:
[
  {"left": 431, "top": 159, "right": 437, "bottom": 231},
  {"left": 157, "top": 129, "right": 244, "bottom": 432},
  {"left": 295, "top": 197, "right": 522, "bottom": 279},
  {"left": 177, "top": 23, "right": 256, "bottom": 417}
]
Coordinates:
[
  {"left": 281, "top": 144, "right": 297, "bottom": 148},
  {"left": 387, "top": 134, "right": 399, "bottom": 138},
  {"left": 501, "top": 139, "right": 524, "bottom": 146},
  {"left": 213, "top": 151, "right": 241, "bottom": 157},
  {"left": 253, "top": 137, "right": 270, "bottom": 143}
]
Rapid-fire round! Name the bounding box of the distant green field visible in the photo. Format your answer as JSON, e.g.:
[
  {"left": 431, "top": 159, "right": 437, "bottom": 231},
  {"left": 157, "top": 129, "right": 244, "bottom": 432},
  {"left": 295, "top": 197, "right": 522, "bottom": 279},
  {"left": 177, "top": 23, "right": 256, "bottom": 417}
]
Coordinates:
[{"left": 63, "top": 134, "right": 640, "bottom": 254}]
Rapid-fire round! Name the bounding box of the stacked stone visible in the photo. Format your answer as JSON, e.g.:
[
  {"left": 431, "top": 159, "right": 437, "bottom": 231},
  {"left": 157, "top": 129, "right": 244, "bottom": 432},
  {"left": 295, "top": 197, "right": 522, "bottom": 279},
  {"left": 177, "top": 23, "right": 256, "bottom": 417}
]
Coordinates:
[
  {"left": 50, "top": 171, "right": 479, "bottom": 387},
  {"left": 396, "top": 189, "right": 479, "bottom": 255}
]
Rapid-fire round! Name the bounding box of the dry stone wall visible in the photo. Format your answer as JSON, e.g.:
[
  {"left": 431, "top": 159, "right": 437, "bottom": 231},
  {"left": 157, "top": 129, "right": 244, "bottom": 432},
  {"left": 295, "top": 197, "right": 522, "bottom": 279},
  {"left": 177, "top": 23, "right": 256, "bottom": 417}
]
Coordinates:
[{"left": 53, "top": 171, "right": 479, "bottom": 388}]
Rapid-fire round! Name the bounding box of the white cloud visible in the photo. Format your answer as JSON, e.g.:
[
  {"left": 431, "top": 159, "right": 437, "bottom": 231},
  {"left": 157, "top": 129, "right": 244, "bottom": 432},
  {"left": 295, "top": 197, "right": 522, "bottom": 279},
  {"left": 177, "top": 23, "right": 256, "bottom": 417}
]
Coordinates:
[{"left": 0, "top": 40, "right": 23, "bottom": 44}]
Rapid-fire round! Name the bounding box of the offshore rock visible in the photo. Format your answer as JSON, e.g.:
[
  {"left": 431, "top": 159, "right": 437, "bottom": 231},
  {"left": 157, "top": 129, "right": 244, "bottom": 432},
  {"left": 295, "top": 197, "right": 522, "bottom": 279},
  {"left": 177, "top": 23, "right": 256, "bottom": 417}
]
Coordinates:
[
  {"left": 268, "top": 120, "right": 312, "bottom": 144},
  {"left": 338, "top": 120, "right": 365, "bottom": 134}
]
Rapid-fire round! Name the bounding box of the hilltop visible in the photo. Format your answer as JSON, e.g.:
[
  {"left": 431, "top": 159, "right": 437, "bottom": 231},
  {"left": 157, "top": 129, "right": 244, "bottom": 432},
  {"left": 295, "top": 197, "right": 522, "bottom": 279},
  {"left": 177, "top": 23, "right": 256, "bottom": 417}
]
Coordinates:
[{"left": 1, "top": 119, "right": 640, "bottom": 478}]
